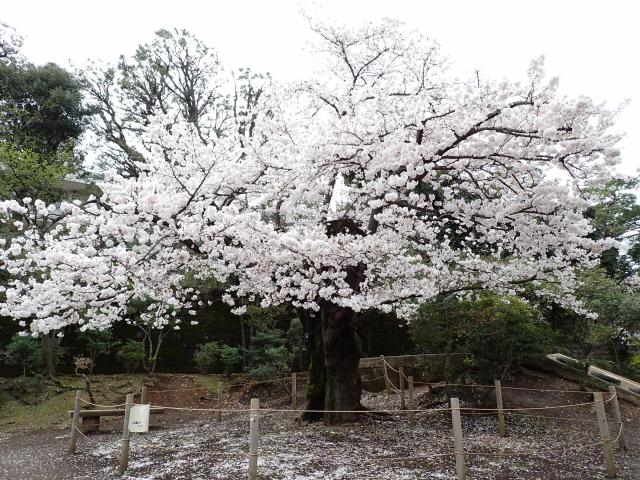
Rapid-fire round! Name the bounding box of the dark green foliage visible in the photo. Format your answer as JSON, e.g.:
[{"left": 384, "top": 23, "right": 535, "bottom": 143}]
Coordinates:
[
  {"left": 219, "top": 344, "right": 242, "bottom": 373},
  {"left": 462, "top": 298, "right": 555, "bottom": 382},
  {"left": 194, "top": 341, "right": 222, "bottom": 374},
  {"left": 0, "top": 60, "right": 86, "bottom": 153},
  {"left": 411, "top": 293, "right": 554, "bottom": 382},
  {"left": 115, "top": 340, "right": 145, "bottom": 374},
  {"left": 247, "top": 329, "right": 291, "bottom": 380},
  {"left": 286, "top": 316, "right": 304, "bottom": 370},
  {"left": 6, "top": 334, "right": 41, "bottom": 376},
  {"left": 194, "top": 341, "right": 242, "bottom": 374},
  {"left": 77, "top": 329, "right": 117, "bottom": 372},
  {"left": 584, "top": 178, "right": 640, "bottom": 278}
]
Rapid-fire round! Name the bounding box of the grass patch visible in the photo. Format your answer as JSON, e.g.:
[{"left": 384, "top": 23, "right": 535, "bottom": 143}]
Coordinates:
[{"left": 0, "top": 374, "right": 148, "bottom": 433}]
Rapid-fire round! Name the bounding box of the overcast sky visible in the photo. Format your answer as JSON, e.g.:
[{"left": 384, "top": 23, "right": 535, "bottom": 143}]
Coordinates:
[{"left": 3, "top": 0, "right": 638, "bottom": 174}]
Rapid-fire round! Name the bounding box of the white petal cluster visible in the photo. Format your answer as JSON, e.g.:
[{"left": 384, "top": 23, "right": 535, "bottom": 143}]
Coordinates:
[{"left": 0, "top": 20, "right": 622, "bottom": 333}]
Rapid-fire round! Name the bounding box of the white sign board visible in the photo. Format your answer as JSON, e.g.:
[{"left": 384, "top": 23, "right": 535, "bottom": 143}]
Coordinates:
[{"left": 128, "top": 404, "right": 150, "bottom": 433}]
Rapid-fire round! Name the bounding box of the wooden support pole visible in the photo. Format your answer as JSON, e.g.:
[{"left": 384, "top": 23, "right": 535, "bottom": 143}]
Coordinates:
[
  {"left": 217, "top": 381, "right": 223, "bottom": 422},
  {"left": 408, "top": 375, "right": 415, "bottom": 427},
  {"left": 380, "top": 355, "right": 391, "bottom": 394},
  {"left": 292, "top": 372, "right": 301, "bottom": 425},
  {"left": 140, "top": 385, "right": 147, "bottom": 405},
  {"left": 68, "top": 390, "right": 81, "bottom": 454},
  {"left": 399, "top": 367, "right": 406, "bottom": 410},
  {"left": 451, "top": 398, "right": 466, "bottom": 480},
  {"left": 292, "top": 372, "right": 297, "bottom": 410},
  {"left": 607, "top": 386, "right": 626, "bottom": 451},
  {"left": 495, "top": 380, "right": 506, "bottom": 436},
  {"left": 594, "top": 391, "right": 617, "bottom": 478},
  {"left": 248, "top": 398, "right": 259, "bottom": 480},
  {"left": 118, "top": 393, "right": 134, "bottom": 476}
]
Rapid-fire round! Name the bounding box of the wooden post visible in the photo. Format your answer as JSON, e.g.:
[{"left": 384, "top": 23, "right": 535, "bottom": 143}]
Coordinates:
[
  {"left": 140, "top": 385, "right": 147, "bottom": 405},
  {"left": 217, "top": 381, "right": 223, "bottom": 422},
  {"left": 399, "top": 367, "right": 406, "bottom": 410},
  {"left": 607, "top": 386, "right": 626, "bottom": 451},
  {"left": 594, "top": 391, "right": 617, "bottom": 478},
  {"left": 408, "top": 375, "right": 416, "bottom": 427},
  {"left": 381, "top": 355, "right": 391, "bottom": 393},
  {"left": 495, "top": 380, "right": 506, "bottom": 436},
  {"left": 68, "top": 390, "right": 82, "bottom": 454},
  {"left": 248, "top": 398, "right": 259, "bottom": 480},
  {"left": 292, "top": 372, "right": 297, "bottom": 410},
  {"left": 451, "top": 398, "right": 466, "bottom": 480},
  {"left": 118, "top": 393, "right": 134, "bottom": 476},
  {"left": 292, "top": 372, "right": 301, "bottom": 425}
]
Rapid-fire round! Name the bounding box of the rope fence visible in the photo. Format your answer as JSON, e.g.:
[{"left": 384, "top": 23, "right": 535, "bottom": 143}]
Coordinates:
[{"left": 65, "top": 369, "right": 628, "bottom": 480}]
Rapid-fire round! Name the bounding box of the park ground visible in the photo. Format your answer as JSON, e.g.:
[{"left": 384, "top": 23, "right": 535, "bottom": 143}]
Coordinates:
[{"left": 1, "top": 370, "right": 639, "bottom": 479}]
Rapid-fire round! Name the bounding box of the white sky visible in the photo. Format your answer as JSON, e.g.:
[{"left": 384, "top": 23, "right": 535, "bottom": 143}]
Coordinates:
[{"left": 2, "top": 0, "right": 638, "bottom": 174}]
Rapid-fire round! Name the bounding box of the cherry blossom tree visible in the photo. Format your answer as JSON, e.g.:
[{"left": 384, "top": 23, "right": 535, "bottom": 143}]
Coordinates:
[{"left": 0, "top": 19, "right": 622, "bottom": 423}]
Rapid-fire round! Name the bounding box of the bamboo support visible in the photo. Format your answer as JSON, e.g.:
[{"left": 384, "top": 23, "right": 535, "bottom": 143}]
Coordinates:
[
  {"left": 118, "top": 393, "right": 134, "bottom": 475},
  {"left": 451, "top": 397, "right": 466, "bottom": 480},
  {"left": 495, "top": 380, "right": 506, "bottom": 436},
  {"left": 608, "top": 385, "right": 626, "bottom": 450},
  {"left": 594, "top": 391, "right": 617, "bottom": 478},
  {"left": 248, "top": 398, "right": 259, "bottom": 480},
  {"left": 68, "top": 390, "right": 81, "bottom": 454}
]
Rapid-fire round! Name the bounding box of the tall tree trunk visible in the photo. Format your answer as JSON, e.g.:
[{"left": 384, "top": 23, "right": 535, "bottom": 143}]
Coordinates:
[
  {"left": 303, "top": 304, "right": 362, "bottom": 424},
  {"left": 41, "top": 332, "right": 56, "bottom": 379},
  {"left": 302, "top": 312, "right": 326, "bottom": 422}
]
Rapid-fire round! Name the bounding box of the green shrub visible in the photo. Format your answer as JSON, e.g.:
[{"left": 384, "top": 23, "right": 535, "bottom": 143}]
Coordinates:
[
  {"left": 194, "top": 342, "right": 221, "bottom": 374},
  {"left": 7, "top": 334, "right": 41, "bottom": 377},
  {"left": 219, "top": 345, "right": 242, "bottom": 374},
  {"left": 78, "top": 329, "right": 116, "bottom": 372},
  {"left": 248, "top": 330, "right": 292, "bottom": 380},
  {"left": 411, "top": 293, "right": 555, "bottom": 382},
  {"left": 286, "top": 317, "right": 304, "bottom": 370},
  {"left": 195, "top": 342, "right": 242, "bottom": 374},
  {"left": 115, "top": 340, "right": 145, "bottom": 374}
]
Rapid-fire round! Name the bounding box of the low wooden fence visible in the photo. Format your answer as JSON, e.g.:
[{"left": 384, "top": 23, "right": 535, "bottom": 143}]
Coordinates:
[{"left": 65, "top": 363, "right": 627, "bottom": 480}]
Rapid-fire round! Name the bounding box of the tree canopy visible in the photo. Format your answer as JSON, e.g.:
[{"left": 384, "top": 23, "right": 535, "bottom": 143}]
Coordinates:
[{"left": 0, "top": 19, "right": 625, "bottom": 420}]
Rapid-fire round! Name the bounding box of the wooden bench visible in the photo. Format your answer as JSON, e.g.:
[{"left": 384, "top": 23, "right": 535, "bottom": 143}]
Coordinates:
[{"left": 67, "top": 407, "right": 165, "bottom": 433}]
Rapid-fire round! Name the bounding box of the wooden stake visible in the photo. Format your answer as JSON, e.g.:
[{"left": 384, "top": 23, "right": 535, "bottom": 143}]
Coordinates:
[
  {"left": 217, "top": 381, "right": 223, "bottom": 422},
  {"left": 140, "top": 385, "right": 147, "bottom": 405},
  {"left": 291, "top": 372, "right": 297, "bottom": 410},
  {"left": 607, "top": 385, "right": 626, "bottom": 451},
  {"left": 495, "top": 380, "right": 506, "bottom": 436},
  {"left": 399, "top": 367, "right": 406, "bottom": 410},
  {"left": 118, "top": 393, "right": 134, "bottom": 476},
  {"left": 68, "top": 390, "right": 81, "bottom": 454},
  {"left": 292, "top": 372, "right": 300, "bottom": 425},
  {"left": 451, "top": 398, "right": 466, "bottom": 480},
  {"left": 248, "top": 398, "right": 259, "bottom": 480},
  {"left": 408, "top": 375, "right": 415, "bottom": 427},
  {"left": 594, "top": 391, "right": 617, "bottom": 478},
  {"left": 381, "top": 355, "right": 391, "bottom": 394}
]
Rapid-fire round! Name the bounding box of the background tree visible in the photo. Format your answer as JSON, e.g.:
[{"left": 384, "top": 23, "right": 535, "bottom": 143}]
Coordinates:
[
  {"left": 83, "top": 28, "right": 235, "bottom": 177},
  {"left": 0, "top": 23, "right": 23, "bottom": 64},
  {"left": 77, "top": 329, "right": 116, "bottom": 373},
  {"left": 0, "top": 24, "right": 89, "bottom": 379},
  {"left": 584, "top": 178, "right": 640, "bottom": 279},
  {"left": 412, "top": 293, "right": 555, "bottom": 382},
  {"left": 6, "top": 334, "right": 40, "bottom": 377}
]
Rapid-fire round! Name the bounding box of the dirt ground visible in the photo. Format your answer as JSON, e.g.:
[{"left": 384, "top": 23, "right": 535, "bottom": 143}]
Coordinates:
[{"left": 1, "top": 370, "right": 639, "bottom": 480}]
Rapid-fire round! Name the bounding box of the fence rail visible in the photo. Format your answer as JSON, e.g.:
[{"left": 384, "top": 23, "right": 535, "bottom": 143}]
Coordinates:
[{"left": 66, "top": 369, "right": 627, "bottom": 479}]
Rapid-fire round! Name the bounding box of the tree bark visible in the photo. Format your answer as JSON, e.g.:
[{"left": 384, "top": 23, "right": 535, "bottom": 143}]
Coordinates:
[
  {"left": 41, "top": 332, "right": 57, "bottom": 379},
  {"left": 303, "top": 304, "right": 362, "bottom": 424}
]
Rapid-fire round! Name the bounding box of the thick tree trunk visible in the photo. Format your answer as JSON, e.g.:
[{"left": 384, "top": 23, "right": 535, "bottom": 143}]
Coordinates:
[
  {"left": 41, "top": 332, "right": 56, "bottom": 379},
  {"left": 303, "top": 304, "right": 362, "bottom": 424}
]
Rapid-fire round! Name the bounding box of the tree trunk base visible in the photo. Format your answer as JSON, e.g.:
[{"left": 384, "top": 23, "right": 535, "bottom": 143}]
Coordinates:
[{"left": 303, "top": 305, "right": 362, "bottom": 424}]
